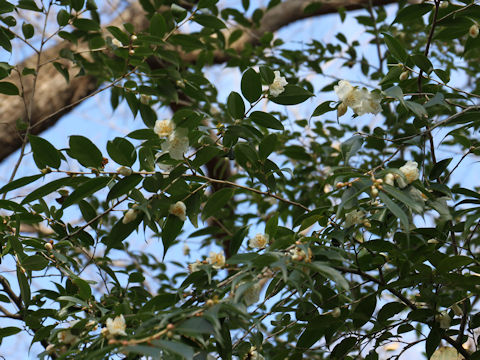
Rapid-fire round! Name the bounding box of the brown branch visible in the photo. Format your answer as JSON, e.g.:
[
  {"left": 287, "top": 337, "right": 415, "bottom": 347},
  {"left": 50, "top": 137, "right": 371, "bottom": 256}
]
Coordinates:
[{"left": 0, "top": 0, "right": 398, "bottom": 163}]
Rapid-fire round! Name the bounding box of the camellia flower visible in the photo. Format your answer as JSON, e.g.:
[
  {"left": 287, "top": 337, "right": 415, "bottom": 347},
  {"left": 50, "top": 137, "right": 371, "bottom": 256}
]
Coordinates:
[
  {"left": 154, "top": 119, "right": 175, "bottom": 137},
  {"left": 161, "top": 128, "right": 189, "bottom": 160},
  {"left": 122, "top": 208, "right": 138, "bottom": 224},
  {"left": 334, "top": 80, "right": 381, "bottom": 116},
  {"left": 269, "top": 71, "right": 288, "bottom": 97},
  {"left": 106, "top": 314, "right": 127, "bottom": 336},
  {"left": 249, "top": 233, "right": 268, "bottom": 249},
  {"left": 243, "top": 347, "right": 265, "bottom": 360},
  {"left": 344, "top": 209, "right": 365, "bottom": 227},
  {"left": 289, "top": 247, "right": 312, "bottom": 262},
  {"left": 57, "top": 329, "right": 78, "bottom": 345},
  {"left": 169, "top": 201, "right": 187, "bottom": 221},
  {"left": 208, "top": 251, "right": 225, "bottom": 269},
  {"left": 188, "top": 260, "right": 202, "bottom": 273},
  {"left": 399, "top": 160, "right": 419, "bottom": 185},
  {"left": 435, "top": 311, "right": 451, "bottom": 329}
]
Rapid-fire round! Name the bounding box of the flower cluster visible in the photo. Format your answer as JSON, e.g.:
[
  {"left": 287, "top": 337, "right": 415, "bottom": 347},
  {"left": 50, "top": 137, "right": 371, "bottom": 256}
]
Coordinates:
[
  {"left": 161, "top": 127, "right": 189, "bottom": 160},
  {"left": 269, "top": 71, "right": 288, "bottom": 97},
  {"left": 334, "top": 80, "right": 381, "bottom": 116}
]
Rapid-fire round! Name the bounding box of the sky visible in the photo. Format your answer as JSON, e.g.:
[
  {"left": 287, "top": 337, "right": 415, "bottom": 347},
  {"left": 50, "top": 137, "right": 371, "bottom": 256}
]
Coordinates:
[{"left": 1, "top": 1, "right": 478, "bottom": 359}]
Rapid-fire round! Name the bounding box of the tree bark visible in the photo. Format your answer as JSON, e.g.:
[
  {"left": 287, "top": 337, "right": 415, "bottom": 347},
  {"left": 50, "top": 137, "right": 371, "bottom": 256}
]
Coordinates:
[{"left": 0, "top": 0, "right": 397, "bottom": 162}]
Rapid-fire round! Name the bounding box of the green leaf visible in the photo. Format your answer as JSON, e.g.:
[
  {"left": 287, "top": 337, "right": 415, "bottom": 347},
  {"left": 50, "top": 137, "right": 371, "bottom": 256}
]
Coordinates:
[
  {"left": 259, "top": 65, "right": 274, "bottom": 84},
  {"left": 311, "top": 101, "right": 334, "bottom": 117},
  {"left": 106, "top": 174, "right": 142, "bottom": 203},
  {"left": 106, "top": 137, "right": 136, "bottom": 167},
  {"left": 193, "top": 13, "right": 226, "bottom": 29},
  {"left": 437, "top": 256, "right": 473, "bottom": 273},
  {"left": 249, "top": 111, "right": 283, "bottom": 130},
  {"left": 383, "top": 85, "right": 404, "bottom": 101},
  {"left": 192, "top": 146, "right": 221, "bottom": 168},
  {"left": 72, "top": 18, "right": 100, "bottom": 31},
  {"left": 229, "top": 225, "right": 249, "bottom": 256},
  {"left": 153, "top": 340, "right": 194, "bottom": 359},
  {"left": 53, "top": 62, "right": 69, "bottom": 83},
  {"left": 382, "top": 33, "right": 407, "bottom": 62},
  {"left": 0, "top": 174, "right": 43, "bottom": 196},
  {"left": 341, "top": 135, "right": 364, "bottom": 163},
  {"left": 310, "top": 262, "right": 349, "bottom": 290},
  {"left": 227, "top": 91, "right": 245, "bottom": 119},
  {"left": 22, "top": 255, "right": 48, "bottom": 271},
  {"left": 404, "top": 100, "right": 427, "bottom": 118},
  {"left": 379, "top": 192, "right": 409, "bottom": 231},
  {"left": 104, "top": 213, "right": 143, "bottom": 249},
  {"left": 381, "top": 184, "right": 424, "bottom": 213},
  {"left": 259, "top": 133, "right": 277, "bottom": 160},
  {"left": 0, "top": 327, "right": 21, "bottom": 338},
  {"left": 241, "top": 68, "right": 262, "bottom": 103},
  {"left": 150, "top": 13, "right": 167, "bottom": 38},
  {"left": 162, "top": 215, "right": 183, "bottom": 258},
  {"left": 57, "top": 9, "right": 70, "bottom": 26},
  {"left": 17, "top": 266, "right": 30, "bottom": 307},
  {"left": 426, "top": 326, "right": 441, "bottom": 359},
  {"left": 0, "top": 200, "right": 27, "bottom": 213},
  {"left": 412, "top": 53, "right": 433, "bottom": 74},
  {"left": 28, "top": 135, "right": 61, "bottom": 169},
  {"left": 391, "top": 3, "right": 433, "bottom": 25},
  {"left": 353, "top": 294, "right": 377, "bottom": 328},
  {"left": 78, "top": 200, "right": 98, "bottom": 228},
  {"left": 429, "top": 158, "right": 452, "bottom": 180},
  {"left": 269, "top": 85, "right": 313, "bottom": 105},
  {"left": 62, "top": 177, "right": 112, "bottom": 208},
  {"left": 72, "top": 277, "right": 92, "bottom": 300},
  {"left": 331, "top": 337, "right": 357, "bottom": 359},
  {"left": 22, "top": 177, "right": 73, "bottom": 204},
  {"left": 68, "top": 135, "right": 103, "bottom": 168},
  {"left": 265, "top": 213, "right": 278, "bottom": 238},
  {"left": 202, "top": 188, "right": 235, "bottom": 221},
  {"left": 377, "top": 302, "right": 406, "bottom": 323},
  {"left": 21, "top": 22, "right": 34, "bottom": 39},
  {"left": 107, "top": 25, "right": 129, "bottom": 44},
  {"left": 0, "top": 81, "right": 18, "bottom": 95}
]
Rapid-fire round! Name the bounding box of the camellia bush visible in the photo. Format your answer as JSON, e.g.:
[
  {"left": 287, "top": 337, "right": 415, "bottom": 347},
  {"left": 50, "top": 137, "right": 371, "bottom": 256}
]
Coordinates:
[{"left": 2, "top": 0, "right": 480, "bottom": 359}]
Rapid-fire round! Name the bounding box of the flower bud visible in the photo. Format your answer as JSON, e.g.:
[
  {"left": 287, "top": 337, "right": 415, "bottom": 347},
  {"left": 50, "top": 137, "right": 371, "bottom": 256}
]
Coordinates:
[
  {"left": 140, "top": 94, "right": 151, "bottom": 104},
  {"left": 131, "top": 34, "right": 137, "bottom": 41},
  {"left": 117, "top": 166, "right": 132, "bottom": 177},
  {"left": 399, "top": 71, "right": 409, "bottom": 81},
  {"left": 470, "top": 24, "right": 479, "bottom": 38},
  {"left": 451, "top": 303, "right": 463, "bottom": 317},
  {"left": 371, "top": 187, "right": 379, "bottom": 198},
  {"left": 440, "top": 1, "right": 448, "bottom": 8},
  {"left": 41, "top": 167, "right": 52, "bottom": 174},
  {"left": 331, "top": 307, "right": 341, "bottom": 318},
  {"left": 128, "top": 49, "right": 135, "bottom": 55},
  {"left": 122, "top": 208, "right": 138, "bottom": 224},
  {"left": 44, "top": 242, "right": 53, "bottom": 251},
  {"left": 337, "top": 102, "right": 348, "bottom": 117}
]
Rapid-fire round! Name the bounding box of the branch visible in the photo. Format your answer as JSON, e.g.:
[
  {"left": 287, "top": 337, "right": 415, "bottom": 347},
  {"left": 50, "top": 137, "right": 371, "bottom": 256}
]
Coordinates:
[{"left": 0, "top": 0, "right": 398, "bottom": 162}]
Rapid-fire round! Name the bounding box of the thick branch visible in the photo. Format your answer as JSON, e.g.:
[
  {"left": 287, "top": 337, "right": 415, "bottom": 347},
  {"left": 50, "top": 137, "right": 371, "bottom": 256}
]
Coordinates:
[{"left": 0, "top": 0, "right": 397, "bottom": 162}]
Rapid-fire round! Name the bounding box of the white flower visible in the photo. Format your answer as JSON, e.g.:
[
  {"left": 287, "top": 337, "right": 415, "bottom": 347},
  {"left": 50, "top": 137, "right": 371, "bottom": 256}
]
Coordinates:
[
  {"left": 161, "top": 128, "right": 189, "bottom": 160},
  {"left": 106, "top": 314, "right": 127, "bottom": 336},
  {"left": 154, "top": 119, "right": 175, "bottom": 137},
  {"left": 399, "top": 161, "right": 419, "bottom": 185},
  {"left": 344, "top": 210, "right": 364, "bottom": 227},
  {"left": 117, "top": 166, "right": 132, "bottom": 177},
  {"left": 112, "top": 38, "right": 123, "bottom": 47},
  {"left": 243, "top": 347, "right": 264, "bottom": 360},
  {"left": 249, "top": 233, "right": 268, "bottom": 249},
  {"left": 269, "top": 71, "right": 288, "bottom": 97},
  {"left": 169, "top": 201, "right": 187, "bottom": 221},
  {"left": 122, "top": 208, "right": 138, "bottom": 224},
  {"left": 243, "top": 283, "right": 262, "bottom": 306},
  {"left": 57, "top": 329, "right": 78, "bottom": 345},
  {"left": 208, "top": 251, "right": 225, "bottom": 269},
  {"left": 183, "top": 243, "right": 190, "bottom": 256},
  {"left": 334, "top": 80, "right": 381, "bottom": 116},
  {"left": 435, "top": 311, "right": 451, "bottom": 329},
  {"left": 384, "top": 173, "right": 395, "bottom": 186},
  {"left": 188, "top": 260, "right": 202, "bottom": 273},
  {"left": 289, "top": 247, "right": 312, "bottom": 262}
]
